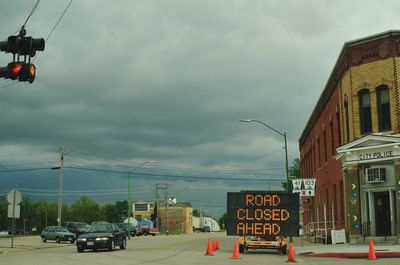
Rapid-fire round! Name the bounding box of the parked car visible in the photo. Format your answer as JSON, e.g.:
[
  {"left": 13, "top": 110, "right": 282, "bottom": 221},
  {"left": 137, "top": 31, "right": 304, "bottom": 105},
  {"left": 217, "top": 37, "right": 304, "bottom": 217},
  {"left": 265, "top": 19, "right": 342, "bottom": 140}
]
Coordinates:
[
  {"left": 41, "top": 226, "right": 76, "bottom": 243},
  {"left": 115, "top": 223, "right": 139, "bottom": 237},
  {"left": 75, "top": 223, "right": 126, "bottom": 252},
  {"left": 65, "top": 222, "right": 89, "bottom": 236},
  {"left": 137, "top": 220, "right": 159, "bottom": 236}
]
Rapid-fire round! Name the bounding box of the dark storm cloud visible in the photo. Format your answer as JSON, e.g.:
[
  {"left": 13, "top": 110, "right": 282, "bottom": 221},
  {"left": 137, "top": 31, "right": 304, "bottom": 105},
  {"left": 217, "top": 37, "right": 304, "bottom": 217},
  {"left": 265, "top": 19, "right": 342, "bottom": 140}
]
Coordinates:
[{"left": 1, "top": 0, "right": 400, "bottom": 215}]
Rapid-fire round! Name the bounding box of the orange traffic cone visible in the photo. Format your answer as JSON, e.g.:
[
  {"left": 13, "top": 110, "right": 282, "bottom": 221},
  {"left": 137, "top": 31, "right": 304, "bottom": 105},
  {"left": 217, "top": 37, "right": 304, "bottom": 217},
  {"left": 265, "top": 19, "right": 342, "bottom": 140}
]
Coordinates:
[
  {"left": 215, "top": 239, "right": 220, "bottom": 250},
  {"left": 287, "top": 242, "right": 296, "bottom": 262},
  {"left": 205, "top": 239, "right": 214, "bottom": 256},
  {"left": 231, "top": 240, "right": 241, "bottom": 259},
  {"left": 211, "top": 239, "right": 215, "bottom": 252},
  {"left": 368, "top": 239, "right": 376, "bottom": 260}
]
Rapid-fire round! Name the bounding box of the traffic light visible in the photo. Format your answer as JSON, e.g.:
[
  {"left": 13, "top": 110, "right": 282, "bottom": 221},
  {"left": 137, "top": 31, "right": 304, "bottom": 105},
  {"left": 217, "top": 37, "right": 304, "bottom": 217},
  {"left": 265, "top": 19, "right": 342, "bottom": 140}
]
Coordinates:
[
  {"left": 0, "top": 35, "right": 45, "bottom": 56},
  {"left": 0, "top": 29, "right": 44, "bottom": 83},
  {"left": 0, "top": 62, "right": 36, "bottom": 83}
]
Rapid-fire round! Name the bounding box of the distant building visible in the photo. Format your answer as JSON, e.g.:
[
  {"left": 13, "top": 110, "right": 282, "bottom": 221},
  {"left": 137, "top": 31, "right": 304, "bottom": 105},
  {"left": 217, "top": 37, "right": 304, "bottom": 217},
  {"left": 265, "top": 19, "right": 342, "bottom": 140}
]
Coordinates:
[
  {"left": 132, "top": 200, "right": 193, "bottom": 234},
  {"left": 192, "top": 216, "right": 220, "bottom": 232},
  {"left": 300, "top": 30, "right": 400, "bottom": 243}
]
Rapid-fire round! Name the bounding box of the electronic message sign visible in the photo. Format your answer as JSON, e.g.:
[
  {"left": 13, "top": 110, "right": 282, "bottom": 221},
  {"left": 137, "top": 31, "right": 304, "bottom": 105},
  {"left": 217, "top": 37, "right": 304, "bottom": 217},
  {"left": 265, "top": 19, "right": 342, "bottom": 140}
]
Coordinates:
[{"left": 226, "top": 191, "right": 299, "bottom": 236}]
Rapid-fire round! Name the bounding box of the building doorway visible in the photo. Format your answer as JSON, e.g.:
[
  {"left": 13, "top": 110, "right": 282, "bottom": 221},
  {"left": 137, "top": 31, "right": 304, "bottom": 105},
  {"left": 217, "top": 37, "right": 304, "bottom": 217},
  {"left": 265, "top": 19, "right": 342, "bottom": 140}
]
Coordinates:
[{"left": 374, "top": 191, "right": 391, "bottom": 236}]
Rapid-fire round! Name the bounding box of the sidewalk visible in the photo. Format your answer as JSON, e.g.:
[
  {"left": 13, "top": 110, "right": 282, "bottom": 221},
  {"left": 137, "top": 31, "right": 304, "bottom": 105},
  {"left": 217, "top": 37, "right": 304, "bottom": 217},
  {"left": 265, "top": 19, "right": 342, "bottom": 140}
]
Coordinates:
[
  {"left": 291, "top": 237, "right": 400, "bottom": 258},
  {"left": 0, "top": 236, "right": 73, "bottom": 254}
]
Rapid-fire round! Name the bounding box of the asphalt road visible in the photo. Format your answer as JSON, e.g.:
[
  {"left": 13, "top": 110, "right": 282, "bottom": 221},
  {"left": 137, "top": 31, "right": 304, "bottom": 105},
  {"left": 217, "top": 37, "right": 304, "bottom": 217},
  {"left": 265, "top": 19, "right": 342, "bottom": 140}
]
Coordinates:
[{"left": 1, "top": 233, "right": 400, "bottom": 265}]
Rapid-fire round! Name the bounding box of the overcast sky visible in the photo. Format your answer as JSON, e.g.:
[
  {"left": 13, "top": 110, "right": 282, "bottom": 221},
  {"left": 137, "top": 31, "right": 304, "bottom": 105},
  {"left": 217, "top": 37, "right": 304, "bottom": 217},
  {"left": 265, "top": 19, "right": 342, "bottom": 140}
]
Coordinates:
[{"left": 0, "top": 0, "right": 399, "bottom": 217}]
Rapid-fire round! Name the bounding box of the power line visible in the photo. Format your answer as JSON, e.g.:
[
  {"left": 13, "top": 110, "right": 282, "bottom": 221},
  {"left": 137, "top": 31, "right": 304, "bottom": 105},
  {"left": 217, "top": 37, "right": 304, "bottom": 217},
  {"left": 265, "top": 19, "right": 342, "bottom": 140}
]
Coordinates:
[
  {"left": 64, "top": 166, "right": 284, "bottom": 182},
  {"left": 33, "top": 0, "right": 74, "bottom": 63},
  {"left": 0, "top": 167, "right": 54, "bottom": 173}
]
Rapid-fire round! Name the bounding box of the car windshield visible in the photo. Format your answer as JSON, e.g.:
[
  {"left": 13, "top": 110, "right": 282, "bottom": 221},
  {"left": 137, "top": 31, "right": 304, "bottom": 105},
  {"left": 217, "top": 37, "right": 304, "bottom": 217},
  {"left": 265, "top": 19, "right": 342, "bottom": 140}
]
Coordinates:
[
  {"left": 55, "top": 227, "right": 69, "bottom": 232},
  {"left": 76, "top": 223, "right": 87, "bottom": 228},
  {"left": 87, "top": 224, "right": 113, "bottom": 233}
]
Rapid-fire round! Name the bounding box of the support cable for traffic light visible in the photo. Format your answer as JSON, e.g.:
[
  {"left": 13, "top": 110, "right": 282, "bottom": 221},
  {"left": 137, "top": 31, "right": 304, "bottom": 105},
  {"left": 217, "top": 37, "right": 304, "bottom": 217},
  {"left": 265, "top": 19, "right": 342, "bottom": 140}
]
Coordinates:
[
  {"left": 33, "top": 0, "right": 74, "bottom": 63},
  {"left": 22, "top": 0, "right": 41, "bottom": 30}
]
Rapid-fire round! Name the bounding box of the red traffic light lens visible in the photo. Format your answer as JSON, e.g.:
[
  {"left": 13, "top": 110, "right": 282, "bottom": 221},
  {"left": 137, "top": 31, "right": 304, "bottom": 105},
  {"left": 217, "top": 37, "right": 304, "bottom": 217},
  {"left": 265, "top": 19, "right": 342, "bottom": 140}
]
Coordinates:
[{"left": 10, "top": 63, "right": 22, "bottom": 74}]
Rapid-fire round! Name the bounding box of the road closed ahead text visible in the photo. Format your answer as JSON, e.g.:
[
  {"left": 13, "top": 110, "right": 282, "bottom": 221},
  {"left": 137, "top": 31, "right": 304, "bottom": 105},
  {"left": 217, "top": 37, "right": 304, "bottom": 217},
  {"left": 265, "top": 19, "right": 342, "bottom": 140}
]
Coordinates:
[{"left": 227, "top": 192, "right": 299, "bottom": 236}]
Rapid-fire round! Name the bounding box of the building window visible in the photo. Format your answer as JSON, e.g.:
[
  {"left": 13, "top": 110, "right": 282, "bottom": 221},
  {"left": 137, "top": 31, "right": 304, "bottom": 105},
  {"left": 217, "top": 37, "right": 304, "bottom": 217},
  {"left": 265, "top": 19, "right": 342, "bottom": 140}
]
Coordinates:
[
  {"left": 376, "top": 85, "right": 391, "bottom": 132},
  {"left": 366, "top": 167, "right": 386, "bottom": 183},
  {"left": 326, "top": 187, "right": 330, "bottom": 221},
  {"left": 336, "top": 107, "right": 341, "bottom": 146},
  {"left": 358, "top": 89, "right": 372, "bottom": 134},
  {"left": 330, "top": 120, "right": 335, "bottom": 156},
  {"left": 318, "top": 139, "right": 321, "bottom": 168},
  {"left": 340, "top": 180, "right": 344, "bottom": 224},
  {"left": 134, "top": 203, "right": 148, "bottom": 211},
  {"left": 333, "top": 184, "right": 338, "bottom": 224},
  {"left": 344, "top": 99, "right": 350, "bottom": 142},
  {"left": 323, "top": 129, "right": 327, "bottom": 162},
  {"left": 312, "top": 143, "right": 315, "bottom": 172}
]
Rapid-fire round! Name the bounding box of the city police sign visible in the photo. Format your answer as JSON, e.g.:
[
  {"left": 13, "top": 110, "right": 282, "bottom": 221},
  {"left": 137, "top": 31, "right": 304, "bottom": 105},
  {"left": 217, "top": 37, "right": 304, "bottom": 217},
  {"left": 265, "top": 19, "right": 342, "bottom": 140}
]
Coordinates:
[{"left": 226, "top": 191, "right": 299, "bottom": 236}]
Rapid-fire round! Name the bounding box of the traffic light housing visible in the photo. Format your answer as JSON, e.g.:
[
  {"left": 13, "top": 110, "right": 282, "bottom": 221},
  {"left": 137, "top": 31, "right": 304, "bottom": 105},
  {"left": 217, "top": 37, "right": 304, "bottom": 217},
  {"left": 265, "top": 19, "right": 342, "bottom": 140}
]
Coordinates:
[
  {"left": 0, "top": 62, "right": 36, "bottom": 83},
  {"left": 0, "top": 35, "right": 45, "bottom": 56},
  {"left": 0, "top": 29, "right": 44, "bottom": 83}
]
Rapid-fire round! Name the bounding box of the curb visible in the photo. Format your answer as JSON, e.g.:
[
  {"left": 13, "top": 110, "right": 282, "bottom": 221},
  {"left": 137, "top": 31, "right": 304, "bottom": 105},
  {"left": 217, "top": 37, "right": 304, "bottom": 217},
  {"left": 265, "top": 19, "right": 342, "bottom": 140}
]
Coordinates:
[{"left": 301, "top": 252, "right": 400, "bottom": 259}]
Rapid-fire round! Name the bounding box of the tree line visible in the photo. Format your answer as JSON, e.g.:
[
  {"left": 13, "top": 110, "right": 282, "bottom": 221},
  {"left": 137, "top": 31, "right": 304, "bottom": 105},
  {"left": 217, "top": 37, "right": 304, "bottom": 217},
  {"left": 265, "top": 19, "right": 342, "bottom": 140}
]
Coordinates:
[{"left": 0, "top": 196, "right": 128, "bottom": 234}]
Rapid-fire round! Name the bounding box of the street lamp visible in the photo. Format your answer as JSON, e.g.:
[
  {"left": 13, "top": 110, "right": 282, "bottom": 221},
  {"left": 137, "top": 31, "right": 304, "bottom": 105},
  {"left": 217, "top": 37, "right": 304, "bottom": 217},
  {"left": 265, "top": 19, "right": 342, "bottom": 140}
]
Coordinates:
[
  {"left": 127, "top": 160, "right": 155, "bottom": 239},
  {"left": 240, "top": 119, "right": 291, "bottom": 192}
]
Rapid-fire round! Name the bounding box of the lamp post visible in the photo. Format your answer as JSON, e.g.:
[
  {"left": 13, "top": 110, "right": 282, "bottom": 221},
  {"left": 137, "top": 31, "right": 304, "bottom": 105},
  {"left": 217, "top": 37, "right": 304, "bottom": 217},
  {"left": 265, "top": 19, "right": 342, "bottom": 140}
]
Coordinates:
[
  {"left": 127, "top": 160, "right": 155, "bottom": 239},
  {"left": 240, "top": 119, "right": 291, "bottom": 192}
]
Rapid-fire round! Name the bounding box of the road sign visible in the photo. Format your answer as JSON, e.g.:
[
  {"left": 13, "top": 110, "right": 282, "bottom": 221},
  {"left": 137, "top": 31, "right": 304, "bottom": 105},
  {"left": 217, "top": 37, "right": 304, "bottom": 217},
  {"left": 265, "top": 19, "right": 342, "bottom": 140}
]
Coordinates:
[
  {"left": 7, "top": 189, "right": 22, "bottom": 205},
  {"left": 226, "top": 191, "right": 300, "bottom": 236},
  {"left": 291, "top": 179, "right": 316, "bottom": 197},
  {"left": 303, "top": 179, "right": 316, "bottom": 189},
  {"left": 292, "top": 179, "right": 302, "bottom": 191},
  {"left": 7, "top": 205, "right": 20, "bottom": 218},
  {"left": 301, "top": 190, "right": 315, "bottom": 197}
]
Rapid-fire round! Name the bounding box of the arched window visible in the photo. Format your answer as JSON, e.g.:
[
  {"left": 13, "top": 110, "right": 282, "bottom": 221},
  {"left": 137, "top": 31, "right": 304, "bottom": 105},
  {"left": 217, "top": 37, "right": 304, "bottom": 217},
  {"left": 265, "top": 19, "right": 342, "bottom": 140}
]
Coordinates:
[
  {"left": 376, "top": 85, "right": 391, "bottom": 132},
  {"left": 358, "top": 89, "right": 372, "bottom": 134},
  {"left": 344, "top": 99, "right": 350, "bottom": 142}
]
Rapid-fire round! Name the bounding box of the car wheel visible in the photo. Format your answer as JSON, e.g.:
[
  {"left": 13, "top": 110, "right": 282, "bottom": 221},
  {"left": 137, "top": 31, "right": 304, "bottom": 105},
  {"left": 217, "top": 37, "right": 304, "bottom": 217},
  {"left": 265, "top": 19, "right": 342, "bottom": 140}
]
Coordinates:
[
  {"left": 41, "top": 236, "right": 47, "bottom": 243},
  {"left": 120, "top": 238, "right": 126, "bottom": 250},
  {"left": 56, "top": 237, "right": 61, "bottom": 243},
  {"left": 77, "top": 247, "right": 84, "bottom": 253},
  {"left": 108, "top": 240, "right": 115, "bottom": 251}
]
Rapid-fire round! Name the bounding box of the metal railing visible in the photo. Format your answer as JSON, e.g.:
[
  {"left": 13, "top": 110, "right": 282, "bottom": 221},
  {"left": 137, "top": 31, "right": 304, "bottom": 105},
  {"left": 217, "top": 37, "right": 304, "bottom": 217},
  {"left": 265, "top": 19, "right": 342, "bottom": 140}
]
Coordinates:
[{"left": 303, "top": 221, "right": 337, "bottom": 243}]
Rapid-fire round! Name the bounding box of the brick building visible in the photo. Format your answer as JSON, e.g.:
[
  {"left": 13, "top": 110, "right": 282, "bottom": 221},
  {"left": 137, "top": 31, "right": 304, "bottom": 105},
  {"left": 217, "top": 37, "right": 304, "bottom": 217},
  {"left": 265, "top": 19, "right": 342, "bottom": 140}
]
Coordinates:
[
  {"left": 132, "top": 200, "right": 193, "bottom": 234},
  {"left": 299, "top": 30, "right": 400, "bottom": 243}
]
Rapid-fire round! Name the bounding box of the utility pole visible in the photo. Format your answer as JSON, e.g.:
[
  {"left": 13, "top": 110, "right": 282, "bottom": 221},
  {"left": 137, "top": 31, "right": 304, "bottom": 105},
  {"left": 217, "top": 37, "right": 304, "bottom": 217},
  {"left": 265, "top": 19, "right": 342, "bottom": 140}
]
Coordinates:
[
  {"left": 156, "top": 183, "right": 168, "bottom": 234},
  {"left": 57, "top": 146, "right": 64, "bottom": 227},
  {"left": 166, "top": 184, "right": 169, "bottom": 235}
]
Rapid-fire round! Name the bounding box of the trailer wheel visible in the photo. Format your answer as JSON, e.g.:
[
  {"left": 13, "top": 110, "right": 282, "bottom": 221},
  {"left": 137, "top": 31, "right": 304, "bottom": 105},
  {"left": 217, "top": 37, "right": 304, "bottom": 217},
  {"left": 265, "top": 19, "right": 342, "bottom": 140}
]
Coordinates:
[
  {"left": 239, "top": 244, "right": 245, "bottom": 253},
  {"left": 281, "top": 245, "right": 287, "bottom": 255}
]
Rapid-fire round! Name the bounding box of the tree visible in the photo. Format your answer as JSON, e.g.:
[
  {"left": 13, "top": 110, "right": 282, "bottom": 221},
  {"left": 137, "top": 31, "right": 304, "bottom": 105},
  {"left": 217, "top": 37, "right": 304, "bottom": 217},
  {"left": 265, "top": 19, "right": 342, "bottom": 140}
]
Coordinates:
[
  {"left": 281, "top": 158, "right": 301, "bottom": 191},
  {"left": 218, "top": 213, "right": 227, "bottom": 229},
  {"left": 103, "top": 200, "right": 127, "bottom": 223},
  {"left": 192, "top": 209, "right": 200, "bottom": 217},
  {"left": 70, "top": 196, "right": 104, "bottom": 224}
]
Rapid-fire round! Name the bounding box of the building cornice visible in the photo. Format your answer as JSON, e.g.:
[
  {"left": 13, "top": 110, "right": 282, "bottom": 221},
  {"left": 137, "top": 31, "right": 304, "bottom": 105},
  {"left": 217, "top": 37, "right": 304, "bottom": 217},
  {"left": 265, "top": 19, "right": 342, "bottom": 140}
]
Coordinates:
[{"left": 299, "top": 30, "right": 400, "bottom": 146}]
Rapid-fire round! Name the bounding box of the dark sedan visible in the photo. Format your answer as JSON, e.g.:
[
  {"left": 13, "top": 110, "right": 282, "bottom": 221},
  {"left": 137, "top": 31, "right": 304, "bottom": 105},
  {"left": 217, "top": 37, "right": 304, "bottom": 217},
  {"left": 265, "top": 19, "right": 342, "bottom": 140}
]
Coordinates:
[{"left": 75, "top": 223, "right": 126, "bottom": 252}]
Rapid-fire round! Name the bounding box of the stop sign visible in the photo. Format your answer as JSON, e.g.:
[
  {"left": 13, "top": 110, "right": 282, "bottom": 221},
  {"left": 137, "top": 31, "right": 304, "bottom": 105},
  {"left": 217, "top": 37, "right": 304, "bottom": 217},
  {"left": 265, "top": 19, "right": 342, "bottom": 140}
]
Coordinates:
[{"left": 7, "top": 189, "right": 22, "bottom": 205}]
